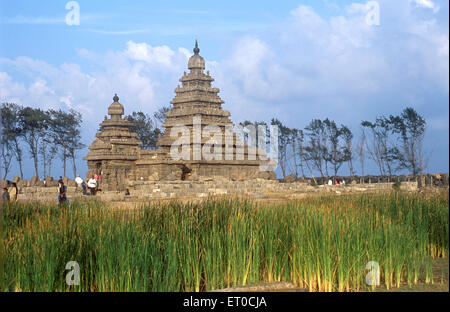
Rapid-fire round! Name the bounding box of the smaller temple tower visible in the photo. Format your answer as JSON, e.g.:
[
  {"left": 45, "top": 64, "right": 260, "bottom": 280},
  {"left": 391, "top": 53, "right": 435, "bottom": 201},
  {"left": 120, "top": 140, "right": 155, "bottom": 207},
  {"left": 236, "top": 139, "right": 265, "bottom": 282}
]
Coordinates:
[{"left": 83, "top": 94, "right": 141, "bottom": 190}]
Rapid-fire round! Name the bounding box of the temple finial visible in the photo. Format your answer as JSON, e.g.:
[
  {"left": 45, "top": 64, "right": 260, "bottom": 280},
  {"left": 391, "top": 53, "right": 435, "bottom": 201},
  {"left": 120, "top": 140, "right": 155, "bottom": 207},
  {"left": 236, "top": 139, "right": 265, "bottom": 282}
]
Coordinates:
[
  {"left": 113, "top": 93, "right": 119, "bottom": 102},
  {"left": 193, "top": 39, "right": 200, "bottom": 55}
]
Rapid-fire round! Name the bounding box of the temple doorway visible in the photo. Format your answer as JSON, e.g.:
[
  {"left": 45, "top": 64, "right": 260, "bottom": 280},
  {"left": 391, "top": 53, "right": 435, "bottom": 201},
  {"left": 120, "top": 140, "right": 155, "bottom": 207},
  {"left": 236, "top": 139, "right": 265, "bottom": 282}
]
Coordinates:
[{"left": 181, "top": 165, "right": 192, "bottom": 181}]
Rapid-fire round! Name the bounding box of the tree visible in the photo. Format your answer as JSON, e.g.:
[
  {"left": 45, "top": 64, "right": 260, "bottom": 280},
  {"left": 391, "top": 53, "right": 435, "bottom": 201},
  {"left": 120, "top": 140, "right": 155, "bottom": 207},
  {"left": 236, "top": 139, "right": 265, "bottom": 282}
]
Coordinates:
[
  {"left": 303, "top": 119, "right": 328, "bottom": 177},
  {"left": 39, "top": 111, "right": 58, "bottom": 178},
  {"left": 19, "top": 107, "right": 49, "bottom": 179},
  {"left": 1, "top": 105, "right": 14, "bottom": 179},
  {"left": 361, "top": 116, "right": 399, "bottom": 176},
  {"left": 66, "top": 109, "right": 85, "bottom": 177},
  {"left": 47, "top": 109, "right": 84, "bottom": 177},
  {"left": 323, "top": 119, "right": 350, "bottom": 179},
  {"left": 0, "top": 133, "right": 13, "bottom": 180},
  {"left": 270, "top": 118, "right": 291, "bottom": 178},
  {"left": 341, "top": 125, "right": 355, "bottom": 176},
  {"left": 127, "top": 111, "right": 159, "bottom": 150},
  {"left": 39, "top": 133, "right": 53, "bottom": 178},
  {"left": 294, "top": 129, "right": 306, "bottom": 178},
  {"left": 391, "top": 107, "right": 427, "bottom": 175},
  {"left": 289, "top": 128, "right": 301, "bottom": 177},
  {"left": 1, "top": 103, "right": 25, "bottom": 178},
  {"left": 48, "top": 109, "right": 70, "bottom": 177},
  {"left": 356, "top": 128, "right": 367, "bottom": 177},
  {"left": 153, "top": 106, "right": 170, "bottom": 130}
]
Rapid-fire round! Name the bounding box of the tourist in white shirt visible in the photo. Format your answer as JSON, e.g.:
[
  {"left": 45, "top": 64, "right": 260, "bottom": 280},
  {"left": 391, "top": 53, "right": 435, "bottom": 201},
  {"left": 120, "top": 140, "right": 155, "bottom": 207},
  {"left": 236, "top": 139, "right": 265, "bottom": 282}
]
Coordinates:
[
  {"left": 87, "top": 176, "right": 97, "bottom": 195},
  {"left": 75, "top": 174, "right": 83, "bottom": 189}
]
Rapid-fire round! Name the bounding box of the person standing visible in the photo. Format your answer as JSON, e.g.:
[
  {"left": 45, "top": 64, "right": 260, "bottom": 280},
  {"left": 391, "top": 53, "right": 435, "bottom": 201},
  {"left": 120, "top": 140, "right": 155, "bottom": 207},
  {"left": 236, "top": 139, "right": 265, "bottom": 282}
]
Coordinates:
[
  {"left": 9, "top": 183, "right": 18, "bottom": 203},
  {"left": 75, "top": 174, "right": 83, "bottom": 190},
  {"left": 2, "top": 188, "right": 10, "bottom": 202},
  {"left": 87, "top": 176, "right": 97, "bottom": 195},
  {"left": 58, "top": 182, "right": 68, "bottom": 206},
  {"left": 81, "top": 179, "right": 88, "bottom": 195}
]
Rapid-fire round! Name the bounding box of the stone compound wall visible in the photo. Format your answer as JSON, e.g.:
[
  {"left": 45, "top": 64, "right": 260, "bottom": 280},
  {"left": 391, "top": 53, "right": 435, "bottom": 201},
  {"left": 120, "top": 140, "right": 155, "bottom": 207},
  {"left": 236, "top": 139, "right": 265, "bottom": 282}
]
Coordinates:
[
  {"left": 2, "top": 173, "right": 446, "bottom": 204},
  {"left": 282, "top": 173, "right": 449, "bottom": 187},
  {"left": 3, "top": 178, "right": 422, "bottom": 203}
]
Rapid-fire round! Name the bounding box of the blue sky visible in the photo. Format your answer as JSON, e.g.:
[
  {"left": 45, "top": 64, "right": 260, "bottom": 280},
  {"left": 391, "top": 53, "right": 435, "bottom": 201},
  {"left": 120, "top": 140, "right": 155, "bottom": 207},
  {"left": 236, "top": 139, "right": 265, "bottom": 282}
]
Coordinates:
[{"left": 0, "top": 0, "right": 448, "bottom": 179}]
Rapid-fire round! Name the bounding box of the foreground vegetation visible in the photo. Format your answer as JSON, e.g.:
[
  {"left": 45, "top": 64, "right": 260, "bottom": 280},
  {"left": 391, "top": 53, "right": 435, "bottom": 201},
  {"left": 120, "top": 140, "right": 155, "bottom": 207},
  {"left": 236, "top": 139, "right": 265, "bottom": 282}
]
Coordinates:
[{"left": 1, "top": 192, "right": 448, "bottom": 292}]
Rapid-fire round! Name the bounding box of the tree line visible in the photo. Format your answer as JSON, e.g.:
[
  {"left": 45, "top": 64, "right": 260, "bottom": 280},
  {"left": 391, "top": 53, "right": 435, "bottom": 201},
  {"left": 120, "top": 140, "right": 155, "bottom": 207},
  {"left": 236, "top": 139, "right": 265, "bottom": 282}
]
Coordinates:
[
  {"left": 239, "top": 107, "right": 427, "bottom": 180},
  {"left": 125, "top": 105, "right": 427, "bottom": 180},
  {"left": 1, "top": 102, "right": 426, "bottom": 181},
  {"left": 1, "top": 103, "right": 169, "bottom": 180},
  {"left": 1, "top": 103, "right": 84, "bottom": 180}
]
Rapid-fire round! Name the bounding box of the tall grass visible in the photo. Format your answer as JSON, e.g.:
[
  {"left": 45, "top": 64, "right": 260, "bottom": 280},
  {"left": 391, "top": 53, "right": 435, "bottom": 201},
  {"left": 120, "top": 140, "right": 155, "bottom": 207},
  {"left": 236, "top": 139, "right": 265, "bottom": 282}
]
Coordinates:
[{"left": 1, "top": 192, "right": 448, "bottom": 292}]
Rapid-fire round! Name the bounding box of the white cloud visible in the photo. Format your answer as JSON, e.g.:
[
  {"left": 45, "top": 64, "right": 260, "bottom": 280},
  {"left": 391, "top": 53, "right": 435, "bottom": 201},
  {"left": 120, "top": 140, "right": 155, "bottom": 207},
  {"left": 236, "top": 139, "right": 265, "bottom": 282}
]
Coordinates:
[
  {"left": 125, "top": 41, "right": 175, "bottom": 66},
  {"left": 412, "top": 0, "right": 440, "bottom": 12},
  {"left": 0, "top": 42, "right": 190, "bottom": 136}
]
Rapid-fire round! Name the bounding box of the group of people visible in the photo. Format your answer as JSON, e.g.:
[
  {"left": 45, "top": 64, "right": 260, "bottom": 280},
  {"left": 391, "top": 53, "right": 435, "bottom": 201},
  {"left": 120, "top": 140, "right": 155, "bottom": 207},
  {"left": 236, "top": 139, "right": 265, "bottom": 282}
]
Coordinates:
[
  {"left": 75, "top": 173, "right": 102, "bottom": 196},
  {"left": 58, "top": 173, "right": 103, "bottom": 205},
  {"left": 2, "top": 173, "right": 103, "bottom": 206},
  {"left": 2, "top": 183, "right": 18, "bottom": 203},
  {"left": 327, "top": 178, "right": 346, "bottom": 186}
]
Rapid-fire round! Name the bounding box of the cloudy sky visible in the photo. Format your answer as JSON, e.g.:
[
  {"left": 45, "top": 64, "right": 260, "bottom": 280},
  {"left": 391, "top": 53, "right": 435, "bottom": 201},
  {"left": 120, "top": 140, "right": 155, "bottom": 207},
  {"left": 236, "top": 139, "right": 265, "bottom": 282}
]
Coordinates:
[{"left": 0, "top": 0, "right": 448, "bottom": 179}]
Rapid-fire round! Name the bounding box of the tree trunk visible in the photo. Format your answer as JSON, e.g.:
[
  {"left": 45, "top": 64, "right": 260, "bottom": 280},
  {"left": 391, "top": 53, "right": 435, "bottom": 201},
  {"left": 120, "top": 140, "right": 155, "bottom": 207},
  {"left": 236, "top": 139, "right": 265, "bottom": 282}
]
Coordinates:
[
  {"left": 19, "top": 160, "right": 23, "bottom": 178},
  {"left": 63, "top": 148, "right": 67, "bottom": 178},
  {"left": 348, "top": 158, "right": 354, "bottom": 176},
  {"left": 292, "top": 140, "right": 298, "bottom": 177},
  {"left": 2, "top": 155, "right": 12, "bottom": 180},
  {"left": 72, "top": 155, "right": 77, "bottom": 178},
  {"left": 303, "top": 157, "right": 317, "bottom": 185},
  {"left": 14, "top": 139, "right": 24, "bottom": 178},
  {"left": 34, "top": 154, "right": 39, "bottom": 179},
  {"left": 42, "top": 148, "right": 47, "bottom": 178},
  {"left": 360, "top": 158, "right": 364, "bottom": 177}
]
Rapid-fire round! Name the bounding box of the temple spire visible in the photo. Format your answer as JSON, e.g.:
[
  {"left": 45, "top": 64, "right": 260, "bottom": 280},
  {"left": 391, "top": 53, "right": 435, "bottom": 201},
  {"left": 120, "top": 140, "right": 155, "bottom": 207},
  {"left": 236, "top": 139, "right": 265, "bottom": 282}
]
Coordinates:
[{"left": 193, "top": 40, "right": 200, "bottom": 55}]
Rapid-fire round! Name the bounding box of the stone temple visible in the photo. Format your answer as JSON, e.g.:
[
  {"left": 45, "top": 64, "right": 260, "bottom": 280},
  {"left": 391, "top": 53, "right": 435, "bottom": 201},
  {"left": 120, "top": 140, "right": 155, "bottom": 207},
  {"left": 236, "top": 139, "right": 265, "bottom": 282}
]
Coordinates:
[{"left": 84, "top": 41, "right": 275, "bottom": 191}]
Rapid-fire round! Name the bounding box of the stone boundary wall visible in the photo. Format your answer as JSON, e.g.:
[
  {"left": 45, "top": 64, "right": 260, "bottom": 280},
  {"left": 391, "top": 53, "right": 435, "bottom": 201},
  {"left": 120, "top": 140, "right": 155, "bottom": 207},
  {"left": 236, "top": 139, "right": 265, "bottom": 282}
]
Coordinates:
[
  {"left": 282, "top": 173, "right": 449, "bottom": 187},
  {"left": 6, "top": 179, "right": 421, "bottom": 203},
  {"left": 2, "top": 173, "right": 447, "bottom": 190}
]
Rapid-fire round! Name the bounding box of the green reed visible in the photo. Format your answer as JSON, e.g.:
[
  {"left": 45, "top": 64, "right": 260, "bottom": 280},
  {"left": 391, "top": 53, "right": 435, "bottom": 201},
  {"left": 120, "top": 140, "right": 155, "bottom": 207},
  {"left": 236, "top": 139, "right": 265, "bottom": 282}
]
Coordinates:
[{"left": 1, "top": 191, "right": 448, "bottom": 292}]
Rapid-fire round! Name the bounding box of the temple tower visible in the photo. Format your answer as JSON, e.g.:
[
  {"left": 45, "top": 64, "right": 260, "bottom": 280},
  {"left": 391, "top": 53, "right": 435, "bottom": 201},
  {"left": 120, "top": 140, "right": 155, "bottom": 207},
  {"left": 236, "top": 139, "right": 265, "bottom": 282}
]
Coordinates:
[
  {"left": 156, "top": 40, "right": 234, "bottom": 155},
  {"left": 83, "top": 94, "right": 141, "bottom": 190},
  {"left": 143, "top": 41, "right": 270, "bottom": 180}
]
